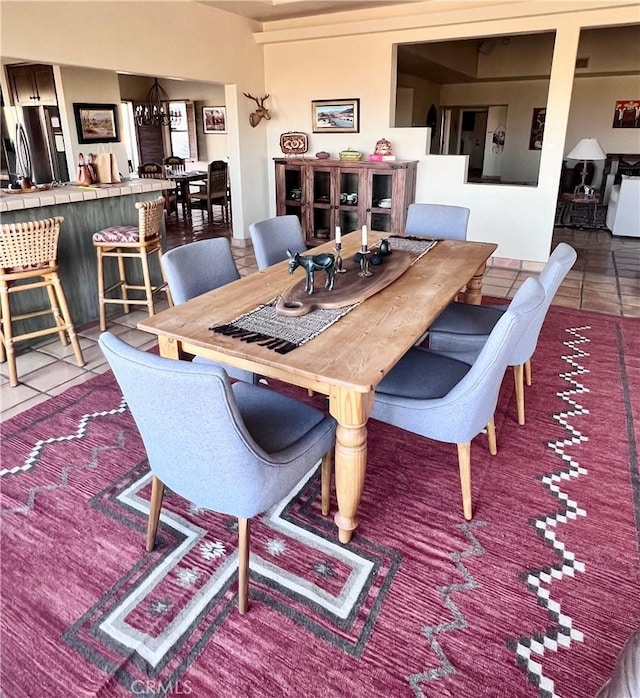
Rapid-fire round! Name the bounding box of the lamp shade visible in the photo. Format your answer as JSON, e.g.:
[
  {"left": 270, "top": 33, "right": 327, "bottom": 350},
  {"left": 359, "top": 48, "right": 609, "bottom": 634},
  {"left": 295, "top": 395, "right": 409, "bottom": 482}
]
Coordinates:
[{"left": 567, "top": 138, "right": 606, "bottom": 161}]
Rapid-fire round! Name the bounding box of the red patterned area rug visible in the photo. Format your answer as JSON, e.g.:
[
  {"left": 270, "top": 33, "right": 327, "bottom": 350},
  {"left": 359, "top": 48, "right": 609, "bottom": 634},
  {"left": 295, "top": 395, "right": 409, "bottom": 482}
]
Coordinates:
[{"left": 1, "top": 305, "right": 638, "bottom": 698}]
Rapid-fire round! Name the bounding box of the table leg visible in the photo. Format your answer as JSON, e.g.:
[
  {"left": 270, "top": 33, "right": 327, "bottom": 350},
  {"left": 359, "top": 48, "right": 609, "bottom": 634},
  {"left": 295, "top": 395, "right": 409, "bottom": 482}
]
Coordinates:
[
  {"left": 464, "top": 262, "right": 487, "bottom": 305},
  {"left": 328, "top": 387, "right": 374, "bottom": 544},
  {"left": 157, "top": 335, "right": 182, "bottom": 359}
]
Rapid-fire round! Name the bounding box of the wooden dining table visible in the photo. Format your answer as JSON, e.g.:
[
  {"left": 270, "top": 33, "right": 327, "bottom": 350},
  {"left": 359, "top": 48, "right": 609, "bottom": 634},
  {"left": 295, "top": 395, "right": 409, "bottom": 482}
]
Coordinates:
[
  {"left": 165, "top": 170, "right": 207, "bottom": 220},
  {"left": 138, "top": 230, "right": 497, "bottom": 543}
]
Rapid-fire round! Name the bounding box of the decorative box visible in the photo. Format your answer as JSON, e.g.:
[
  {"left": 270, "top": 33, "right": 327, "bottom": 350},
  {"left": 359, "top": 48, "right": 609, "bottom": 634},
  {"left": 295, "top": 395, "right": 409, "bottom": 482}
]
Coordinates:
[{"left": 339, "top": 148, "right": 363, "bottom": 161}]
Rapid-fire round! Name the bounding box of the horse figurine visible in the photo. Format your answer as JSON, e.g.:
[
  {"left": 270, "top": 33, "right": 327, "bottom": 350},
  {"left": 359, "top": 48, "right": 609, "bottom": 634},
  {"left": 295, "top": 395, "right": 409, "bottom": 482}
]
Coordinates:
[{"left": 286, "top": 249, "right": 336, "bottom": 295}]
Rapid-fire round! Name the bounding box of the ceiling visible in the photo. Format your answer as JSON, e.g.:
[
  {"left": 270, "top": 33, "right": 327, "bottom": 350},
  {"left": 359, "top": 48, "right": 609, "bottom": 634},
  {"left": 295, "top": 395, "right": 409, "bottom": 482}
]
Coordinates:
[{"left": 194, "top": 0, "right": 423, "bottom": 22}]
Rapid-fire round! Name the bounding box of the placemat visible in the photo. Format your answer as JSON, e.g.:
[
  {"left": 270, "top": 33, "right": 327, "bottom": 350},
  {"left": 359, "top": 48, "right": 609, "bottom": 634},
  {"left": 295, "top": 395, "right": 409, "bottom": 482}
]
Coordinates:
[{"left": 210, "top": 298, "right": 358, "bottom": 354}]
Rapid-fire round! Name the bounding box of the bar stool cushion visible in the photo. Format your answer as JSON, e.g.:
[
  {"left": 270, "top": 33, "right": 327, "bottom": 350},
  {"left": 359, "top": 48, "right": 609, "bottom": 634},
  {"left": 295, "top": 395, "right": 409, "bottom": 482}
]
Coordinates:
[{"left": 92, "top": 225, "right": 140, "bottom": 244}]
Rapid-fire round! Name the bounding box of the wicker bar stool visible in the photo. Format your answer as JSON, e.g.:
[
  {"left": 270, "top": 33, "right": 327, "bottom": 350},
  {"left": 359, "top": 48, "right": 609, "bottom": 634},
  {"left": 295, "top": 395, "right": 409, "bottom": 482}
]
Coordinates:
[
  {"left": 0, "top": 216, "right": 85, "bottom": 387},
  {"left": 92, "top": 196, "right": 172, "bottom": 331}
]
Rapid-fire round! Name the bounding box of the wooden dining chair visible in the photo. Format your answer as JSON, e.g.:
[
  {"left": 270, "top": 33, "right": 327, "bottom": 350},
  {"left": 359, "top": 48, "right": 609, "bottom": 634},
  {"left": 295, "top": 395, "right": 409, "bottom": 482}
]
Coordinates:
[
  {"left": 0, "top": 217, "right": 85, "bottom": 386},
  {"left": 138, "top": 162, "right": 178, "bottom": 220},
  {"left": 163, "top": 156, "right": 185, "bottom": 174},
  {"left": 190, "top": 160, "right": 230, "bottom": 224}
]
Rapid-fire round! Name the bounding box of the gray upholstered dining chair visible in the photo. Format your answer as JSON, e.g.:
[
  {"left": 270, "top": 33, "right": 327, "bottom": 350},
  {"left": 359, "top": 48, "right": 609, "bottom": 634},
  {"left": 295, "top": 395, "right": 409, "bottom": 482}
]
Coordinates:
[
  {"left": 404, "top": 203, "right": 470, "bottom": 240},
  {"left": 162, "top": 237, "right": 239, "bottom": 305},
  {"left": 427, "top": 242, "right": 577, "bottom": 425},
  {"left": 99, "top": 332, "right": 336, "bottom": 615},
  {"left": 160, "top": 238, "right": 253, "bottom": 383},
  {"left": 371, "top": 277, "right": 545, "bottom": 520},
  {"left": 249, "top": 215, "right": 306, "bottom": 270}
]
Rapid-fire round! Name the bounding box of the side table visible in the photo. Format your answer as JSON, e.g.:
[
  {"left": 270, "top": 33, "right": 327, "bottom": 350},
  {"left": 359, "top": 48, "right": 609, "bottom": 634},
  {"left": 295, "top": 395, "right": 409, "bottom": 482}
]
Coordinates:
[{"left": 560, "top": 193, "right": 602, "bottom": 228}]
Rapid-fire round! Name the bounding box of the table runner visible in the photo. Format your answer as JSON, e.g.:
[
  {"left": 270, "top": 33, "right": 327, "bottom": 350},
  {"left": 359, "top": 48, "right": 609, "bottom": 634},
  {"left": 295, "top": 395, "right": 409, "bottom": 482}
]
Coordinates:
[{"left": 210, "top": 236, "right": 437, "bottom": 353}]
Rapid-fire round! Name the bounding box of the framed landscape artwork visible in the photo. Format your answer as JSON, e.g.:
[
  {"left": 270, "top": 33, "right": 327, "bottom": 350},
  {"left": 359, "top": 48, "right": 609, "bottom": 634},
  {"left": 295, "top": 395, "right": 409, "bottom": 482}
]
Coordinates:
[
  {"left": 203, "top": 106, "right": 227, "bottom": 133},
  {"left": 311, "top": 99, "right": 360, "bottom": 133},
  {"left": 73, "top": 103, "right": 119, "bottom": 144}
]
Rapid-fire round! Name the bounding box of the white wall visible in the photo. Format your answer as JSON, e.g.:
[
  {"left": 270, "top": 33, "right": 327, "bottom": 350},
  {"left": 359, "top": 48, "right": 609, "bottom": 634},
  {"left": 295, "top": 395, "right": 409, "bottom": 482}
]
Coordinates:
[{"left": 56, "top": 66, "right": 129, "bottom": 182}]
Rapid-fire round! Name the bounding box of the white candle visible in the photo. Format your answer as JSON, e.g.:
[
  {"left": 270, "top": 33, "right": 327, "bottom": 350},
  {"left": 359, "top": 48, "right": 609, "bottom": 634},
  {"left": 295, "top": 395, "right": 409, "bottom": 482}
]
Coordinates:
[
  {"left": 335, "top": 226, "right": 341, "bottom": 245},
  {"left": 361, "top": 225, "right": 368, "bottom": 248}
]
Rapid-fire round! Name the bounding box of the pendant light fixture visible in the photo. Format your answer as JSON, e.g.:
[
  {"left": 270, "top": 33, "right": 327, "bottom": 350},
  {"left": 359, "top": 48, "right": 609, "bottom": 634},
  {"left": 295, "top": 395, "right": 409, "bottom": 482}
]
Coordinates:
[{"left": 134, "top": 78, "right": 181, "bottom": 127}]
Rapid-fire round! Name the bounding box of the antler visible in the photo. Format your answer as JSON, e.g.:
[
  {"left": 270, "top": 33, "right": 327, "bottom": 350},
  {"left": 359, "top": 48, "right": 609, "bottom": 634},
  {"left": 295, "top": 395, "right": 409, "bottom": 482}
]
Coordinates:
[{"left": 243, "top": 93, "right": 271, "bottom": 127}]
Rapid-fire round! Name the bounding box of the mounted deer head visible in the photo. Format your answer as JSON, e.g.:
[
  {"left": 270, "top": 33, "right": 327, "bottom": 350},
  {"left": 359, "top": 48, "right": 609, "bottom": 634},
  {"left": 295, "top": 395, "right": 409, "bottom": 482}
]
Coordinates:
[{"left": 243, "top": 93, "right": 271, "bottom": 127}]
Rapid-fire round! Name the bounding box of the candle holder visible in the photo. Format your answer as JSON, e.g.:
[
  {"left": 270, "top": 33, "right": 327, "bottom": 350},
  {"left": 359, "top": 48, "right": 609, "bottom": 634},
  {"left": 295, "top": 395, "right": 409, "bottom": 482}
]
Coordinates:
[
  {"left": 357, "top": 247, "right": 372, "bottom": 278},
  {"left": 334, "top": 241, "right": 347, "bottom": 273}
]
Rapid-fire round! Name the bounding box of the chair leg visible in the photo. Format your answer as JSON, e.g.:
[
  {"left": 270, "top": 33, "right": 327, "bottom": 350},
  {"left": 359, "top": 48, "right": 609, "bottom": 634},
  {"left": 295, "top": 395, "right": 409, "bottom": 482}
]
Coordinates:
[
  {"left": 96, "top": 247, "right": 107, "bottom": 332},
  {"left": 456, "top": 442, "right": 473, "bottom": 521},
  {"left": 321, "top": 450, "right": 333, "bottom": 516},
  {"left": 116, "top": 250, "right": 130, "bottom": 315},
  {"left": 513, "top": 364, "right": 526, "bottom": 426},
  {"left": 52, "top": 275, "right": 85, "bottom": 367},
  {"left": 0, "top": 283, "right": 17, "bottom": 386},
  {"left": 237, "top": 517, "right": 250, "bottom": 614},
  {"left": 139, "top": 250, "right": 155, "bottom": 318},
  {"left": 525, "top": 359, "right": 532, "bottom": 387},
  {"left": 146, "top": 474, "right": 165, "bottom": 552},
  {"left": 45, "top": 279, "right": 69, "bottom": 347},
  {"left": 487, "top": 416, "right": 497, "bottom": 455}
]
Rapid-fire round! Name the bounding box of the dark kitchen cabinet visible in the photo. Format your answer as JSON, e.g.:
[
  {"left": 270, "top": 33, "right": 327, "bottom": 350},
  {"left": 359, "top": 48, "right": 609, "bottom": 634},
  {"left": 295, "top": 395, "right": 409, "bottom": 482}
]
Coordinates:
[{"left": 7, "top": 64, "right": 57, "bottom": 106}]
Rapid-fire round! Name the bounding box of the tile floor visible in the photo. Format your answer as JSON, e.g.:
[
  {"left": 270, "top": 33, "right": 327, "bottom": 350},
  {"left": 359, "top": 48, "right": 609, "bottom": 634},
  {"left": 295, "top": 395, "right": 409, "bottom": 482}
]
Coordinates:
[{"left": 1, "top": 214, "right": 638, "bottom": 422}]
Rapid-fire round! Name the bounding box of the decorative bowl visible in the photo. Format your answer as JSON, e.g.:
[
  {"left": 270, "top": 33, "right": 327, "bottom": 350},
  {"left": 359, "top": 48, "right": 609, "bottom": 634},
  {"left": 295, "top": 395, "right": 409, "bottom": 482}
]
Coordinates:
[{"left": 315, "top": 151, "right": 330, "bottom": 159}]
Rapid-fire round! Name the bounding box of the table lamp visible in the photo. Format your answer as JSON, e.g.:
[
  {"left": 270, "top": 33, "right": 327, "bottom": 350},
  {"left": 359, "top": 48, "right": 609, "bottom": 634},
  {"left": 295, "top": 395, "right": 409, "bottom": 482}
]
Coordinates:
[{"left": 566, "top": 137, "right": 606, "bottom": 196}]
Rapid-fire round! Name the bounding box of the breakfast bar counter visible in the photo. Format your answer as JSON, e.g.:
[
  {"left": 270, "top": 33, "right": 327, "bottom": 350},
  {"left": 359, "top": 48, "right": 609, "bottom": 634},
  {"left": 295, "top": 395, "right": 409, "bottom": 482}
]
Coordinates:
[{"left": 1, "top": 180, "right": 172, "bottom": 331}]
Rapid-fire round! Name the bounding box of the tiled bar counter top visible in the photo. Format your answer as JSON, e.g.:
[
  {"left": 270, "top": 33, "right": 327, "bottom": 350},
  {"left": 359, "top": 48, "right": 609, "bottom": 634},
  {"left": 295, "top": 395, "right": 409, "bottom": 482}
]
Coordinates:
[{"left": 0, "top": 180, "right": 171, "bottom": 331}]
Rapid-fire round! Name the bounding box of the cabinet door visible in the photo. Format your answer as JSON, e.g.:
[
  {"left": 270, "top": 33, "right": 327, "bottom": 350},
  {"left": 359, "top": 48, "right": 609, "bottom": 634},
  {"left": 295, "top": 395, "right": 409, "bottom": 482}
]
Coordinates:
[
  {"left": 275, "top": 161, "right": 305, "bottom": 222},
  {"left": 308, "top": 165, "right": 335, "bottom": 245},
  {"left": 336, "top": 166, "right": 362, "bottom": 236},
  {"left": 7, "top": 65, "right": 56, "bottom": 106},
  {"left": 363, "top": 169, "right": 395, "bottom": 233},
  {"left": 32, "top": 66, "right": 57, "bottom": 104},
  {"left": 8, "top": 66, "right": 38, "bottom": 105}
]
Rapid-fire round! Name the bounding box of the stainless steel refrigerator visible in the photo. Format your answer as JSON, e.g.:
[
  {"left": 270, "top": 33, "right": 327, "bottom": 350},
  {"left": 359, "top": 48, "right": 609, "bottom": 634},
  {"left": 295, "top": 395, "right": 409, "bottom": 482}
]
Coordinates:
[{"left": 2, "top": 104, "right": 69, "bottom": 185}]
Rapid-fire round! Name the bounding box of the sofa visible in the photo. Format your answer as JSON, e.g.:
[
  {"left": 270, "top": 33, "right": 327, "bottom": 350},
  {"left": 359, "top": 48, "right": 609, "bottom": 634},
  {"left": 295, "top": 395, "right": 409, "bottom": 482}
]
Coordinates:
[{"left": 606, "top": 176, "right": 640, "bottom": 237}]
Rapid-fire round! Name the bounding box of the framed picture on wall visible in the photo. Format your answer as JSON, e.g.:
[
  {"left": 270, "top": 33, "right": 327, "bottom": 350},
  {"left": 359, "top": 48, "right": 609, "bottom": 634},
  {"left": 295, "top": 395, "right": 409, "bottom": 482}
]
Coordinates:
[
  {"left": 203, "top": 106, "right": 227, "bottom": 133},
  {"left": 311, "top": 99, "right": 359, "bottom": 133},
  {"left": 612, "top": 100, "right": 640, "bottom": 128},
  {"left": 529, "top": 107, "right": 546, "bottom": 150},
  {"left": 73, "top": 103, "right": 120, "bottom": 144}
]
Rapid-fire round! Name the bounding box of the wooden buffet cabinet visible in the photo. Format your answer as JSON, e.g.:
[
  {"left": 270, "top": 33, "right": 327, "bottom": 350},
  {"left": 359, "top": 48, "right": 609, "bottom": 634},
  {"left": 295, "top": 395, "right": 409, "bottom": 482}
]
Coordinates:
[{"left": 274, "top": 157, "right": 417, "bottom": 246}]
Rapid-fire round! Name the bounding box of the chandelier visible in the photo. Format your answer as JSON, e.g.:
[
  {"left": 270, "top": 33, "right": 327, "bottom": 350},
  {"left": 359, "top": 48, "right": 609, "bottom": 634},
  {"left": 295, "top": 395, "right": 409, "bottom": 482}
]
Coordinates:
[{"left": 134, "top": 78, "right": 181, "bottom": 127}]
